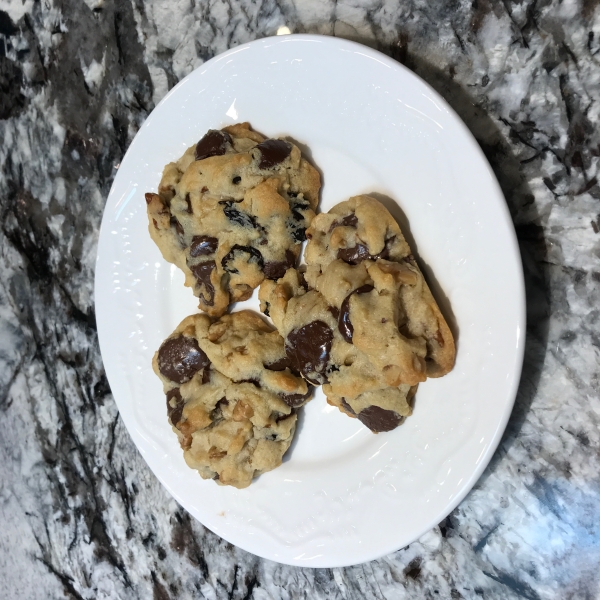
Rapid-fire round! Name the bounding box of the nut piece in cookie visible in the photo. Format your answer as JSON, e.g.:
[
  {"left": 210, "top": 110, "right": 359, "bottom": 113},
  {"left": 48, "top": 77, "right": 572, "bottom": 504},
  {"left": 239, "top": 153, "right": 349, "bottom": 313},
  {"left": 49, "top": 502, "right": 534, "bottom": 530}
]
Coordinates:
[
  {"left": 152, "top": 310, "right": 312, "bottom": 488},
  {"left": 145, "top": 122, "right": 321, "bottom": 316}
]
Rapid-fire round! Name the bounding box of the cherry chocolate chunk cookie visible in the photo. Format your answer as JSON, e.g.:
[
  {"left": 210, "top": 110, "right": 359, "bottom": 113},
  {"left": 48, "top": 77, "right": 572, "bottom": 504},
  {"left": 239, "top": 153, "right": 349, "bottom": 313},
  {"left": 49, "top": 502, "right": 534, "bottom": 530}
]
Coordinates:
[
  {"left": 152, "top": 310, "right": 311, "bottom": 488},
  {"left": 260, "top": 195, "right": 455, "bottom": 433},
  {"left": 146, "top": 122, "right": 321, "bottom": 317}
]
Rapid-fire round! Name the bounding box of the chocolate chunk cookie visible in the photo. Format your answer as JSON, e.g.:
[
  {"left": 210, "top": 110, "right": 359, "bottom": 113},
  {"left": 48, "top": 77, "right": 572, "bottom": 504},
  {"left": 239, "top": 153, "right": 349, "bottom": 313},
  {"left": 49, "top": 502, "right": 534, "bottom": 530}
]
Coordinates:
[
  {"left": 152, "top": 310, "right": 311, "bottom": 488},
  {"left": 304, "top": 195, "right": 455, "bottom": 381},
  {"left": 259, "top": 269, "right": 416, "bottom": 433},
  {"left": 146, "top": 122, "right": 321, "bottom": 316},
  {"left": 260, "top": 196, "right": 455, "bottom": 433}
]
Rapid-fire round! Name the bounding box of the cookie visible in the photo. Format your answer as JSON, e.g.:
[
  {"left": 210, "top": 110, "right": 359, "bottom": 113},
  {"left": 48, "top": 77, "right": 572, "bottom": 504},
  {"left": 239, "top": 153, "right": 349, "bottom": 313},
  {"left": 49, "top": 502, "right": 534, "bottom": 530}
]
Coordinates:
[
  {"left": 152, "top": 310, "right": 312, "bottom": 488},
  {"left": 259, "top": 269, "right": 416, "bottom": 433},
  {"left": 259, "top": 196, "right": 455, "bottom": 433},
  {"left": 146, "top": 122, "right": 321, "bottom": 316},
  {"left": 304, "top": 195, "right": 455, "bottom": 380}
]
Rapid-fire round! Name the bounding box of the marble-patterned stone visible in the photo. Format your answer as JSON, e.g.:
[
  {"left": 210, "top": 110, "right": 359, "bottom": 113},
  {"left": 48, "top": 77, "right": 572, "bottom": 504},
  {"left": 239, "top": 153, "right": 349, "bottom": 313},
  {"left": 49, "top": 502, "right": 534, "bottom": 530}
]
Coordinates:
[{"left": 0, "top": 0, "right": 599, "bottom": 598}]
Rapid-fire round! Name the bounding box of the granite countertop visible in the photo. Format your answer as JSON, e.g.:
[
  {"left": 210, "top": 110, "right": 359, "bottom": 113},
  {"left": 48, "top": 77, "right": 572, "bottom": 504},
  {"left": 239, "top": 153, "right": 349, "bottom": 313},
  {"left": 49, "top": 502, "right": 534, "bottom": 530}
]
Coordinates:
[{"left": 1, "top": 0, "right": 599, "bottom": 598}]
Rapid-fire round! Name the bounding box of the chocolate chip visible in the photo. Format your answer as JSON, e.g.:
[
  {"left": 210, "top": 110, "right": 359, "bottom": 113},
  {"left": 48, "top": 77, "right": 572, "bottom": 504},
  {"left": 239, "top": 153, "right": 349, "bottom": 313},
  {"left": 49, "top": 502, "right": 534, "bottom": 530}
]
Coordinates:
[
  {"left": 280, "top": 385, "right": 313, "bottom": 408},
  {"left": 221, "top": 245, "right": 264, "bottom": 274},
  {"left": 221, "top": 202, "right": 259, "bottom": 229},
  {"left": 265, "top": 357, "right": 292, "bottom": 371},
  {"left": 190, "top": 235, "right": 218, "bottom": 257},
  {"left": 263, "top": 250, "right": 296, "bottom": 280},
  {"left": 158, "top": 335, "right": 210, "bottom": 384},
  {"left": 337, "top": 240, "right": 391, "bottom": 265},
  {"left": 195, "top": 130, "right": 233, "bottom": 161},
  {"left": 232, "top": 176, "right": 241, "bottom": 184},
  {"left": 190, "top": 261, "right": 216, "bottom": 306},
  {"left": 357, "top": 405, "right": 403, "bottom": 432},
  {"left": 339, "top": 284, "right": 374, "bottom": 343},
  {"left": 202, "top": 367, "right": 211, "bottom": 384},
  {"left": 341, "top": 398, "right": 356, "bottom": 415},
  {"left": 286, "top": 321, "right": 333, "bottom": 384},
  {"left": 170, "top": 216, "right": 184, "bottom": 237},
  {"left": 185, "top": 193, "right": 192, "bottom": 213},
  {"left": 256, "top": 139, "right": 292, "bottom": 169},
  {"left": 166, "top": 388, "right": 184, "bottom": 425},
  {"left": 329, "top": 213, "right": 358, "bottom": 232},
  {"left": 145, "top": 192, "right": 154, "bottom": 204}
]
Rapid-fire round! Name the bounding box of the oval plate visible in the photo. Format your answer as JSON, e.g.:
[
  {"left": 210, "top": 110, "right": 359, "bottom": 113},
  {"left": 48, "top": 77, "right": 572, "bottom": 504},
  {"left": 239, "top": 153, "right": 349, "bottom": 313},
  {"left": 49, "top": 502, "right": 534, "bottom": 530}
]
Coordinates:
[{"left": 95, "top": 34, "right": 525, "bottom": 567}]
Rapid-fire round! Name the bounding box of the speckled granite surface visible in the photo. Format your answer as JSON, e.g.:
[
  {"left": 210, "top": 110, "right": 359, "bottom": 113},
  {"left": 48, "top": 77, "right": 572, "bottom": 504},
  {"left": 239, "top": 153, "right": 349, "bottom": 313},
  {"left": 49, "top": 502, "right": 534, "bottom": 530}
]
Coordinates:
[{"left": 1, "top": 0, "right": 599, "bottom": 598}]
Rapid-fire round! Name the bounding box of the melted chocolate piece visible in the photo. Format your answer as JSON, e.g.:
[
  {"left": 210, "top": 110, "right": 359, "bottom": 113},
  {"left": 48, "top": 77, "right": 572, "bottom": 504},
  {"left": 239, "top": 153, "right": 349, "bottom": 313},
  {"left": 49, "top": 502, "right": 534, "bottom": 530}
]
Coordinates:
[
  {"left": 170, "top": 216, "right": 184, "bottom": 237},
  {"left": 190, "top": 261, "right": 216, "bottom": 306},
  {"left": 263, "top": 250, "right": 296, "bottom": 280},
  {"left": 265, "top": 357, "right": 293, "bottom": 371},
  {"left": 145, "top": 192, "right": 154, "bottom": 204},
  {"left": 338, "top": 284, "right": 374, "bottom": 343},
  {"left": 202, "top": 367, "right": 211, "bottom": 384},
  {"left": 286, "top": 321, "right": 333, "bottom": 384},
  {"left": 232, "top": 176, "right": 241, "bottom": 184},
  {"left": 280, "top": 385, "right": 313, "bottom": 408},
  {"left": 166, "top": 388, "right": 184, "bottom": 425},
  {"left": 190, "top": 235, "right": 218, "bottom": 257},
  {"left": 337, "top": 240, "right": 391, "bottom": 265},
  {"left": 195, "top": 130, "right": 233, "bottom": 161},
  {"left": 185, "top": 194, "right": 192, "bottom": 214},
  {"left": 357, "top": 405, "right": 403, "bottom": 433},
  {"left": 158, "top": 335, "right": 210, "bottom": 384},
  {"left": 221, "top": 202, "right": 259, "bottom": 229},
  {"left": 340, "top": 398, "right": 356, "bottom": 415},
  {"left": 256, "top": 139, "right": 292, "bottom": 169},
  {"left": 329, "top": 213, "right": 358, "bottom": 232},
  {"left": 221, "top": 245, "right": 264, "bottom": 274}
]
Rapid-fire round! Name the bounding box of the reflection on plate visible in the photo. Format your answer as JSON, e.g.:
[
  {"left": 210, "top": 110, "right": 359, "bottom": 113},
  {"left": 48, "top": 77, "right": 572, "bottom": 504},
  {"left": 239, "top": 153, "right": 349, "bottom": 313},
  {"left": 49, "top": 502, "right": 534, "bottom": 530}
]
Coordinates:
[{"left": 95, "top": 34, "right": 525, "bottom": 567}]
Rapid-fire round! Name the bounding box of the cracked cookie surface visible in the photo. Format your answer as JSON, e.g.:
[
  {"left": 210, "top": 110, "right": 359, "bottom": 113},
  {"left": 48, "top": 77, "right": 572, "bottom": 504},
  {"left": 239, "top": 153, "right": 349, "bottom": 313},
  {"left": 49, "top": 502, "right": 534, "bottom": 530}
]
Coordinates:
[
  {"left": 146, "top": 122, "right": 320, "bottom": 316},
  {"left": 259, "top": 195, "right": 455, "bottom": 433},
  {"left": 152, "top": 310, "right": 311, "bottom": 488}
]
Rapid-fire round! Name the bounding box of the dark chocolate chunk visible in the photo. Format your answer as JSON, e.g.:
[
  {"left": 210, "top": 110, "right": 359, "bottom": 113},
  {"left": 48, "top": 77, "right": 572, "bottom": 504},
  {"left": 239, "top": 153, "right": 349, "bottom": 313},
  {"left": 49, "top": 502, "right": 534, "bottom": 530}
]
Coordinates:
[
  {"left": 190, "top": 261, "right": 216, "bottom": 306},
  {"left": 166, "top": 388, "right": 185, "bottom": 425},
  {"left": 357, "top": 405, "right": 403, "bottom": 433},
  {"left": 263, "top": 249, "right": 296, "bottom": 280},
  {"left": 158, "top": 335, "right": 210, "bottom": 384},
  {"left": 340, "top": 398, "right": 356, "bottom": 415},
  {"left": 286, "top": 321, "right": 333, "bottom": 385},
  {"left": 190, "top": 235, "right": 218, "bottom": 257},
  {"left": 221, "top": 245, "right": 264, "bottom": 274},
  {"left": 202, "top": 367, "right": 211, "bottom": 384},
  {"left": 337, "top": 240, "right": 391, "bottom": 265},
  {"left": 280, "top": 385, "right": 313, "bottom": 408},
  {"left": 232, "top": 176, "right": 241, "bottom": 184},
  {"left": 329, "top": 213, "right": 358, "bottom": 232},
  {"left": 170, "top": 216, "right": 184, "bottom": 236},
  {"left": 185, "top": 193, "right": 192, "bottom": 214},
  {"left": 338, "top": 284, "right": 374, "bottom": 343},
  {"left": 256, "top": 139, "right": 292, "bottom": 169},
  {"left": 195, "top": 129, "right": 233, "bottom": 161},
  {"left": 222, "top": 202, "right": 258, "bottom": 229}
]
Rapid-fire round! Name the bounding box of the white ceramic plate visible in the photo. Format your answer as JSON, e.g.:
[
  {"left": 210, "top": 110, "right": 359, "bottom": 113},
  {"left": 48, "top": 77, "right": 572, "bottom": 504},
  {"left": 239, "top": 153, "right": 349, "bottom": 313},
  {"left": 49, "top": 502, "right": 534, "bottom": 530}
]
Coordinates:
[{"left": 95, "top": 34, "right": 525, "bottom": 567}]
